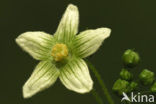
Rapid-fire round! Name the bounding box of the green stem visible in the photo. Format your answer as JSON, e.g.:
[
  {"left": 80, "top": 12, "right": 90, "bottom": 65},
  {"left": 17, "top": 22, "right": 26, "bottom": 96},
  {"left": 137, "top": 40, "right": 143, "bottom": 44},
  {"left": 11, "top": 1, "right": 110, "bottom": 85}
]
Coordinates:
[
  {"left": 91, "top": 88, "right": 104, "bottom": 104},
  {"left": 86, "top": 60, "right": 115, "bottom": 104}
]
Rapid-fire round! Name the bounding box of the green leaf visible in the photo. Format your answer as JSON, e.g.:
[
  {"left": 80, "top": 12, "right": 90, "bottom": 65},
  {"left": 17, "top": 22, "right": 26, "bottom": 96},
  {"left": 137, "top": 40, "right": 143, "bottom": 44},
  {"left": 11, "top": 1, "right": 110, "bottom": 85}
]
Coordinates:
[
  {"left": 55, "top": 4, "right": 79, "bottom": 43},
  {"left": 16, "top": 32, "right": 54, "bottom": 60},
  {"left": 23, "top": 61, "right": 60, "bottom": 98},
  {"left": 59, "top": 58, "right": 93, "bottom": 93},
  {"left": 73, "top": 28, "right": 111, "bottom": 58}
]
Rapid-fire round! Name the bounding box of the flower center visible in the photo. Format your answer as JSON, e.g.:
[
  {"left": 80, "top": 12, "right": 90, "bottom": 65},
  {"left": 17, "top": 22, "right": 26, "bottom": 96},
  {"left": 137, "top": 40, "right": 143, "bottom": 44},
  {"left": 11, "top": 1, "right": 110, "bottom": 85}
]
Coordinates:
[{"left": 51, "top": 43, "right": 68, "bottom": 62}]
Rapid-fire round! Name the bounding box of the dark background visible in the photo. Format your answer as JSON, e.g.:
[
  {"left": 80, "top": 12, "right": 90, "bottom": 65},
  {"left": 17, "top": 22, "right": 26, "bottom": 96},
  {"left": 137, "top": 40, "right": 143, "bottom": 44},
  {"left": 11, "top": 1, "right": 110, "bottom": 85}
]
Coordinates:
[{"left": 0, "top": 0, "right": 156, "bottom": 104}]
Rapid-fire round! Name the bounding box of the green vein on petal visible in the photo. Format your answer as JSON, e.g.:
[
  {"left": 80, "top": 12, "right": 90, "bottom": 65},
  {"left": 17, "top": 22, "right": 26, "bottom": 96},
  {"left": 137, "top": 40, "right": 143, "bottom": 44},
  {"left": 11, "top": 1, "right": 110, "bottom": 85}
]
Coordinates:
[
  {"left": 73, "top": 28, "right": 111, "bottom": 58},
  {"left": 15, "top": 31, "right": 54, "bottom": 60},
  {"left": 54, "top": 4, "right": 79, "bottom": 43},
  {"left": 59, "top": 58, "right": 93, "bottom": 93},
  {"left": 23, "top": 61, "right": 60, "bottom": 98}
]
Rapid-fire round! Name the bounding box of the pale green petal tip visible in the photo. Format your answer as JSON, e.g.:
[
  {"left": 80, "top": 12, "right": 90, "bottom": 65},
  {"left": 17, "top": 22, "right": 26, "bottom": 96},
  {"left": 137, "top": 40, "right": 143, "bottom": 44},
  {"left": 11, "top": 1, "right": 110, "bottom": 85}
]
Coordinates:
[
  {"left": 15, "top": 34, "right": 23, "bottom": 46},
  {"left": 67, "top": 4, "right": 78, "bottom": 11},
  {"left": 22, "top": 79, "right": 40, "bottom": 98},
  {"left": 79, "top": 80, "right": 93, "bottom": 94},
  {"left": 67, "top": 77, "right": 93, "bottom": 94},
  {"left": 23, "top": 83, "right": 34, "bottom": 98},
  {"left": 61, "top": 76, "right": 93, "bottom": 94},
  {"left": 98, "top": 27, "right": 111, "bottom": 39}
]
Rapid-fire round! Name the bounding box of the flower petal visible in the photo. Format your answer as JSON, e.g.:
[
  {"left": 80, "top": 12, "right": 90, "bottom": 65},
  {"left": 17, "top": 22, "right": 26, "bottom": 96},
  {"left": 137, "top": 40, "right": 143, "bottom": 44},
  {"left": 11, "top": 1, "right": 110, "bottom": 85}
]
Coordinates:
[
  {"left": 73, "top": 28, "right": 111, "bottom": 58},
  {"left": 59, "top": 58, "right": 93, "bottom": 93},
  {"left": 55, "top": 4, "right": 79, "bottom": 42},
  {"left": 23, "top": 61, "right": 60, "bottom": 98},
  {"left": 16, "top": 32, "right": 54, "bottom": 60}
]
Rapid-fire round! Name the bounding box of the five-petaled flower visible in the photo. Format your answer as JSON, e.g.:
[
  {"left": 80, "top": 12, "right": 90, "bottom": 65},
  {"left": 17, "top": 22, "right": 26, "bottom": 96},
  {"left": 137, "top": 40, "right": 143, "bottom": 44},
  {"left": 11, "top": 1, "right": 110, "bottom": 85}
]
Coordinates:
[{"left": 16, "top": 4, "right": 111, "bottom": 98}]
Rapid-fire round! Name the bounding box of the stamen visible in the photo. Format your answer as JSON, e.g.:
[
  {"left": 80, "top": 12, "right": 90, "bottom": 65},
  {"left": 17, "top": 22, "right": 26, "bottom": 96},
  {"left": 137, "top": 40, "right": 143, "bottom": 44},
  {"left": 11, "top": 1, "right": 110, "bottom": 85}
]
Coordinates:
[{"left": 51, "top": 43, "right": 68, "bottom": 61}]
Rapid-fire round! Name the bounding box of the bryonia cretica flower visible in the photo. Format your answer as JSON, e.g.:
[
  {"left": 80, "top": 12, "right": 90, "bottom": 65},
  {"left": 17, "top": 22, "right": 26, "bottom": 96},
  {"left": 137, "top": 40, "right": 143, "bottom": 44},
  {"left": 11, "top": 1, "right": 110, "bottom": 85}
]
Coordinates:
[{"left": 16, "top": 4, "right": 111, "bottom": 98}]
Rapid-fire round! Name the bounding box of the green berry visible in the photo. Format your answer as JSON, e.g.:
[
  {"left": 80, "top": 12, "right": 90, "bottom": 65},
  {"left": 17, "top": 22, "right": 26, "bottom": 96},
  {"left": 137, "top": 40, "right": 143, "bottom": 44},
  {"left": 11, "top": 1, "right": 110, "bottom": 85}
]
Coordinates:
[
  {"left": 112, "top": 79, "right": 130, "bottom": 95},
  {"left": 151, "top": 82, "right": 156, "bottom": 93},
  {"left": 120, "top": 68, "right": 133, "bottom": 80},
  {"left": 139, "top": 69, "right": 154, "bottom": 85},
  {"left": 122, "top": 49, "right": 140, "bottom": 68}
]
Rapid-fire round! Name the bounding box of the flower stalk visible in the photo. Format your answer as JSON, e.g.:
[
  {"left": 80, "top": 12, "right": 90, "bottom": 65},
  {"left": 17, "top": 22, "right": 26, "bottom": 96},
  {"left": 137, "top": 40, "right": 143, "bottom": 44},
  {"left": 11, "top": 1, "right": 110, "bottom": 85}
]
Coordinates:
[
  {"left": 86, "top": 60, "right": 115, "bottom": 104},
  {"left": 91, "top": 88, "right": 103, "bottom": 104}
]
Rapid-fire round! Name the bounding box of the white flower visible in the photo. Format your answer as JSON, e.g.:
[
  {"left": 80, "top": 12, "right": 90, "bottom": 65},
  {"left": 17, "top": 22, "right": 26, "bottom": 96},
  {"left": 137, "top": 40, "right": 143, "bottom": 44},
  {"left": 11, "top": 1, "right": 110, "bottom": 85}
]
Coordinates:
[{"left": 15, "top": 4, "right": 111, "bottom": 98}]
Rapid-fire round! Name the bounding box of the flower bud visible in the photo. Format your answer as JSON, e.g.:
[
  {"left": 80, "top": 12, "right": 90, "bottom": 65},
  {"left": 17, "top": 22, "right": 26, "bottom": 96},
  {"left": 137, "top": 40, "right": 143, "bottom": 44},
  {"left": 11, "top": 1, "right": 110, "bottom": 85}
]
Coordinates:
[
  {"left": 122, "top": 49, "right": 140, "bottom": 68},
  {"left": 139, "top": 69, "right": 154, "bottom": 85},
  {"left": 112, "top": 79, "right": 130, "bottom": 95},
  {"left": 129, "top": 81, "right": 138, "bottom": 91},
  {"left": 151, "top": 82, "right": 156, "bottom": 93},
  {"left": 120, "top": 68, "right": 133, "bottom": 80}
]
